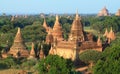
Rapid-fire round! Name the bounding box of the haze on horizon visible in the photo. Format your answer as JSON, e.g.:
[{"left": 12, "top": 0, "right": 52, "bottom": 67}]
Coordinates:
[{"left": 0, "top": 0, "right": 120, "bottom": 15}]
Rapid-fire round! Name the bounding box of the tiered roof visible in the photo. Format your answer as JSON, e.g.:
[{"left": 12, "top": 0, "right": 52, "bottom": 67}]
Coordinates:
[
  {"left": 52, "top": 15, "right": 63, "bottom": 41},
  {"left": 69, "top": 10, "right": 84, "bottom": 42}
]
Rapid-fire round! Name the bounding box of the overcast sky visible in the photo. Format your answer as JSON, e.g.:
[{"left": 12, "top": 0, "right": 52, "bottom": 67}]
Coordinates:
[{"left": 0, "top": 0, "right": 120, "bottom": 14}]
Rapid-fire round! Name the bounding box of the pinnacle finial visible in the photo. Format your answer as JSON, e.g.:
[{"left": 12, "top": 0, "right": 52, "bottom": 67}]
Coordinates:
[
  {"left": 110, "top": 27, "right": 113, "bottom": 32},
  {"left": 75, "top": 9, "right": 79, "bottom": 20},
  {"left": 32, "top": 42, "right": 34, "bottom": 49},
  {"left": 56, "top": 15, "right": 59, "bottom": 21},
  {"left": 18, "top": 27, "right": 21, "bottom": 33}
]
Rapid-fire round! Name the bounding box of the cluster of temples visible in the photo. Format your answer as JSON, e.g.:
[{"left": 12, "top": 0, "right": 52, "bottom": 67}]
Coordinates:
[
  {"left": 1, "top": 11, "right": 116, "bottom": 61},
  {"left": 44, "top": 11, "right": 116, "bottom": 60},
  {"left": 2, "top": 28, "right": 45, "bottom": 59}
]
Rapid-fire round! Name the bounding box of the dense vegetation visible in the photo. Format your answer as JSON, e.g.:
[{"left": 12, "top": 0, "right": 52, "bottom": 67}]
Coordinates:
[
  {"left": 93, "top": 37, "right": 120, "bottom": 74},
  {"left": 0, "top": 14, "right": 120, "bottom": 74}
]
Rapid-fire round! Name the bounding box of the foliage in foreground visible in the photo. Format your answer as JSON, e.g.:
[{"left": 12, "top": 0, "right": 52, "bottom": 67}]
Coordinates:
[
  {"left": 79, "top": 50, "right": 102, "bottom": 64},
  {"left": 93, "top": 38, "right": 120, "bottom": 74},
  {"left": 37, "top": 55, "right": 73, "bottom": 74}
]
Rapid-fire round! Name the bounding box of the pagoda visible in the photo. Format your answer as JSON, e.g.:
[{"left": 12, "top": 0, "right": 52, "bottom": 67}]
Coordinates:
[
  {"left": 97, "top": 6, "right": 109, "bottom": 16},
  {"left": 52, "top": 15, "right": 64, "bottom": 41},
  {"left": 8, "top": 28, "right": 29, "bottom": 57},
  {"left": 49, "top": 11, "right": 103, "bottom": 61},
  {"left": 108, "top": 27, "right": 116, "bottom": 40},
  {"left": 115, "top": 9, "right": 120, "bottom": 16},
  {"left": 28, "top": 42, "right": 36, "bottom": 59},
  {"left": 69, "top": 10, "right": 84, "bottom": 42},
  {"left": 43, "top": 18, "right": 49, "bottom": 32}
]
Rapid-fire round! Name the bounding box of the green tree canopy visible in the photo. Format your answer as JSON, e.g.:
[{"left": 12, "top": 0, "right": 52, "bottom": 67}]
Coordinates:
[
  {"left": 37, "top": 55, "right": 73, "bottom": 74},
  {"left": 79, "top": 50, "right": 102, "bottom": 64}
]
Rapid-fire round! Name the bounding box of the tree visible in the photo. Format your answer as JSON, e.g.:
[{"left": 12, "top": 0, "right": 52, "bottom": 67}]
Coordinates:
[
  {"left": 79, "top": 50, "right": 102, "bottom": 64},
  {"left": 37, "top": 55, "right": 73, "bottom": 74},
  {"left": 93, "top": 42, "right": 120, "bottom": 74}
]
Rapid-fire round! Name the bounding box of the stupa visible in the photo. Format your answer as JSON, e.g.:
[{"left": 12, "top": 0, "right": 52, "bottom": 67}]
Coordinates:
[
  {"left": 115, "top": 9, "right": 120, "bottom": 16},
  {"left": 8, "top": 28, "right": 29, "bottom": 57},
  {"left": 52, "top": 15, "right": 64, "bottom": 41},
  {"left": 97, "top": 6, "right": 109, "bottom": 16}
]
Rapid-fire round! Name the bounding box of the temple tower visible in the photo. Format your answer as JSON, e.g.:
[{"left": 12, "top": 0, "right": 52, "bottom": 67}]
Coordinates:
[
  {"left": 9, "top": 28, "right": 29, "bottom": 57},
  {"left": 108, "top": 27, "right": 116, "bottom": 40},
  {"left": 29, "top": 42, "right": 36, "bottom": 58},
  {"left": 115, "top": 9, "right": 120, "bottom": 16},
  {"left": 97, "top": 36, "right": 102, "bottom": 46},
  {"left": 52, "top": 15, "right": 63, "bottom": 41},
  {"left": 98, "top": 6, "right": 109, "bottom": 16},
  {"left": 69, "top": 10, "right": 84, "bottom": 42},
  {"left": 103, "top": 28, "right": 109, "bottom": 37},
  {"left": 43, "top": 18, "right": 49, "bottom": 32},
  {"left": 39, "top": 45, "right": 45, "bottom": 59}
]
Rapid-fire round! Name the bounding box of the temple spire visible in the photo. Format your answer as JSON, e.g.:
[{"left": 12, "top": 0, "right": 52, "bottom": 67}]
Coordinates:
[
  {"left": 8, "top": 27, "right": 29, "bottom": 57},
  {"left": 52, "top": 15, "right": 63, "bottom": 41},
  {"left": 75, "top": 9, "right": 79, "bottom": 20},
  {"left": 103, "top": 28, "right": 108, "bottom": 37},
  {"left": 56, "top": 15, "right": 59, "bottom": 21},
  {"left": 39, "top": 45, "right": 45, "bottom": 59},
  {"left": 30, "top": 42, "right": 35, "bottom": 57},
  {"left": 18, "top": 27, "right": 20, "bottom": 33},
  {"left": 14, "top": 27, "right": 23, "bottom": 43},
  {"left": 108, "top": 27, "right": 116, "bottom": 40},
  {"left": 97, "top": 36, "right": 102, "bottom": 46},
  {"left": 69, "top": 10, "right": 84, "bottom": 41}
]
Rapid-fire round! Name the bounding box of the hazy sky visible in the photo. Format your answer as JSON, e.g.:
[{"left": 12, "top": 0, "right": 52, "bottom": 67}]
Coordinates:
[{"left": 0, "top": 0, "right": 120, "bottom": 14}]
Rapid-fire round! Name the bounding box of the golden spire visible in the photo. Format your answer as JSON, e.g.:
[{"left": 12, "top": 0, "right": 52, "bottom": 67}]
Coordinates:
[
  {"left": 9, "top": 27, "right": 29, "bottom": 57},
  {"left": 18, "top": 27, "right": 20, "bottom": 33},
  {"left": 103, "top": 28, "right": 108, "bottom": 37},
  {"left": 75, "top": 9, "right": 80, "bottom": 20},
  {"left": 30, "top": 42, "right": 35, "bottom": 56},
  {"left": 14, "top": 27, "right": 23, "bottom": 42},
  {"left": 52, "top": 15, "right": 63, "bottom": 41},
  {"left": 97, "top": 36, "right": 102, "bottom": 46},
  {"left": 108, "top": 27, "right": 116, "bottom": 40},
  {"left": 39, "top": 45, "right": 45, "bottom": 59},
  {"left": 56, "top": 15, "right": 59, "bottom": 21},
  {"left": 43, "top": 18, "right": 48, "bottom": 29}
]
